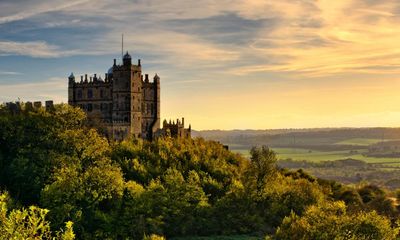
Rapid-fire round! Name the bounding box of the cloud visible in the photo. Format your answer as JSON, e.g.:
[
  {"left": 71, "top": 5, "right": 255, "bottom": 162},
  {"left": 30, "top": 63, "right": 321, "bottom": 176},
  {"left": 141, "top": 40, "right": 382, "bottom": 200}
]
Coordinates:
[
  {"left": 0, "top": 41, "right": 63, "bottom": 58},
  {"left": 0, "top": 71, "right": 22, "bottom": 75},
  {"left": 0, "top": 0, "right": 92, "bottom": 25},
  {"left": 2, "top": 0, "right": 400, "bottom": 76}
]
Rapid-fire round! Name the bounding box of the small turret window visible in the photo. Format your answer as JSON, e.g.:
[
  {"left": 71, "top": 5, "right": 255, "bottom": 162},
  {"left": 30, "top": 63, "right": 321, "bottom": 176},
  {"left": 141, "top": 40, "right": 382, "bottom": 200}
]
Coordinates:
[{"left": 77, "top": 90, "right": 82, "bottom": 99}]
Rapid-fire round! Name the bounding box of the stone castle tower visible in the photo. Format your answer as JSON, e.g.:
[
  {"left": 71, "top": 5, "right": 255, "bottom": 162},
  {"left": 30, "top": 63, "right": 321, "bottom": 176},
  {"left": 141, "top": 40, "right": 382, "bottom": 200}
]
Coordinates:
[{"left": 68, "top": 52, "right": 161, "bottom": 141}]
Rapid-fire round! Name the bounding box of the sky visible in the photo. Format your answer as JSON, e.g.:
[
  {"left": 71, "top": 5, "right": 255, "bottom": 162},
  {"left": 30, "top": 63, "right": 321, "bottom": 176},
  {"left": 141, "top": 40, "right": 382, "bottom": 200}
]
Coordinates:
[{"left": 1, "top": 0, "right": 400, "bottom": 130}]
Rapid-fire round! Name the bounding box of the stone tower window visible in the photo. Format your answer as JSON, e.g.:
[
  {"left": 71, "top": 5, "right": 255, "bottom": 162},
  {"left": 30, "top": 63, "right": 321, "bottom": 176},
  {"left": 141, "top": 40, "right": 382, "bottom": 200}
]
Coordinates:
[
  {"left": 100, "top": 89, "right": 104, "bottom": 98},
  {"left": 88, "top": 89, "right": 93, "bottom": 99},
  {"left": 77, "top": 90, "right": 82, "bottom": 99},
  {"left": 87, "top": 103, "right": 93, "bottom": 112}
]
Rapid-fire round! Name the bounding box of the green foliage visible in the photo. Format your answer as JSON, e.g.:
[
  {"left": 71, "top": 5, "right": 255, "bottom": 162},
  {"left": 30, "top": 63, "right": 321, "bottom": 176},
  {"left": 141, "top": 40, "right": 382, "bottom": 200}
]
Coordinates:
[
  {"left": 275, "top": 201, "right": 399, "bottom": 240},
  {"left": 245, "top": 146, "right": 277, "bottom": 195},
  {"left": 0, "top": 104, "right": 87, "bottom": 204},
  {"left": 143, "top": 234, "right": 166, "bottom": 240},
  {"left": 41, "top": 157, "right": 125, "bottom": 238},
  {"left": 1, "top": 104, "right": 400, "bottom": 239},
  {"left": 0, "top": 192, "right": 75, "bottom": 240}
]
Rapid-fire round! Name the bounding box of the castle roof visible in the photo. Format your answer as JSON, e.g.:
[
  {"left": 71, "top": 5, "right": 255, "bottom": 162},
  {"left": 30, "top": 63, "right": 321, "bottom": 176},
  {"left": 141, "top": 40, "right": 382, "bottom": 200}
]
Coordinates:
[
  {"left": 107, "top": 67, "right": 113, "bottom": 75},
  {"left": 123, "top": 51, "right": 131, "bottom": 59}
]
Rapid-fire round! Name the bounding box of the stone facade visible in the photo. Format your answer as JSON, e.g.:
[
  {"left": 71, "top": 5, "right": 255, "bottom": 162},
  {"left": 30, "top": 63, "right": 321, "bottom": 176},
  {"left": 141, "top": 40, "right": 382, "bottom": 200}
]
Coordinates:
[{"left": 68, "top": 52, "right": 160, "bottom": 141}]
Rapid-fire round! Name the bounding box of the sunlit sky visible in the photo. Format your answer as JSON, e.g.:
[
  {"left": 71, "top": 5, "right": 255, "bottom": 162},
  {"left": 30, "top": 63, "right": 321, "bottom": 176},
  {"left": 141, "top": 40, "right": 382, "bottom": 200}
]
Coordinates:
[{"left": 1, "top": 0, "right": 400, "bottom": 130}]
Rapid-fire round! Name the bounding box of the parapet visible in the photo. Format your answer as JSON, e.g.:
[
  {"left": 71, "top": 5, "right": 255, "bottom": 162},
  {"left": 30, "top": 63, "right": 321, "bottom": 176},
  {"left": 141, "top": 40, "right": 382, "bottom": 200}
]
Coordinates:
[
  {"left": 69, "top": 73, "right": 112, "bottom": 87},
  {"left": 2, "top": 100, "right": 55, "bottom": 113}
]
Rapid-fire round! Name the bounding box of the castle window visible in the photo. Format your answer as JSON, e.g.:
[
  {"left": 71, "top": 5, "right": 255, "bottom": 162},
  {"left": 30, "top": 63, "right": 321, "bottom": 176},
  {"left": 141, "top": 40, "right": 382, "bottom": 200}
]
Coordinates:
[
  {"left": 88, "top": 89, "right": 93, "bottom": 99},
  {"left": 100, "top": 89, "right": 104, "bottom": 98},
  {"left": 77, "top": 90, "right": 82, "bottom": 99},
  {"left": 151, "top": 103, "right": 154, "bottom": 115},
  {"left": 87, "top": 103, "right": 93, "bottom": 112}
]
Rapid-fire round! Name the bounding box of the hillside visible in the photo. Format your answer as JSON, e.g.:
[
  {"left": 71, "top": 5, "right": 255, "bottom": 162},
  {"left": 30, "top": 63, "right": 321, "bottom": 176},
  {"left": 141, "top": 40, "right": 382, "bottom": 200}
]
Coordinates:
[{"left": 0, "top": 104, "right": 399, "bottom": 239}]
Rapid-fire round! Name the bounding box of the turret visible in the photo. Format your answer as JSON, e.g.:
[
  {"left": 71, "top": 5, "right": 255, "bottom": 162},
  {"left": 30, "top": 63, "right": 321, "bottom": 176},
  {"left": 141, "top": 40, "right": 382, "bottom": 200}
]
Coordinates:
[
  {"left": 154, "top": 74, "right": 160, "bottom": 83},
  {"left": 123, "top": 51, "right": 132, "bottom": 66},
  {"left": 68, "top": 72, "right": 75, "bottom": 86}
]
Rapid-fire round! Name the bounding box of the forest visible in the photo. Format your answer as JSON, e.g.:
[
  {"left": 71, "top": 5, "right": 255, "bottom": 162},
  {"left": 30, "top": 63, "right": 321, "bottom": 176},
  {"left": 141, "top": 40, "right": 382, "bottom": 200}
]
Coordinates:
[{"left": 1, "top": 104, "right": 400, "bottom": 239}]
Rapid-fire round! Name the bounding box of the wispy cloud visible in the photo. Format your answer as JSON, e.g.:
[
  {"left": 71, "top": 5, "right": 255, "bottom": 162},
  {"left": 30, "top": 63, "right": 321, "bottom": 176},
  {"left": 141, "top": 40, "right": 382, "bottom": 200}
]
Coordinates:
[
  {"left": 0, "top": 0, "right": 92, "bottom": 25},
  {"left": 0, "top": 71, "right": 22, "bottom": 75}
]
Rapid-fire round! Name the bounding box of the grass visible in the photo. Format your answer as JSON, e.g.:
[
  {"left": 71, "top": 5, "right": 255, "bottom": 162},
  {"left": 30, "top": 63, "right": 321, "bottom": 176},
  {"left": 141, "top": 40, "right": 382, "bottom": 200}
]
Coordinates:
[
  {"left": 334, "top": 138, "right": 385, "bottom": 146},
  {"left": 232, "top": 147, "right": 400, "bottom": 164}
]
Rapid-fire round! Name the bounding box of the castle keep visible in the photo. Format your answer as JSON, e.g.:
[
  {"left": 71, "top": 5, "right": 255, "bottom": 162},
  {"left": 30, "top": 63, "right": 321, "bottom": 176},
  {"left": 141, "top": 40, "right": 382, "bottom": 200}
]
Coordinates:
[{"left": 68, "top": 52, "right": 190, "bottom": 141}]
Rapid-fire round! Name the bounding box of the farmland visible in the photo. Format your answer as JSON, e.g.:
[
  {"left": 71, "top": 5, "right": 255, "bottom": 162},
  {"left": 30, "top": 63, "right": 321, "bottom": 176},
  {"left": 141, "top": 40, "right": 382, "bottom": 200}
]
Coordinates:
[{"left": 194, "top": 129, "right": 400, "bottom": 189}]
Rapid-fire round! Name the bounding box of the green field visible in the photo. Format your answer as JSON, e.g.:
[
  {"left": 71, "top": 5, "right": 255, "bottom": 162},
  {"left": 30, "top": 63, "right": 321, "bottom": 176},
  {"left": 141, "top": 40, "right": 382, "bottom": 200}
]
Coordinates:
[
  {"left": 334, "top": 138, "right": 385, "bottom": 146},
  {"left": 233, "top": 147, "right": 400, "bottom": 165}
]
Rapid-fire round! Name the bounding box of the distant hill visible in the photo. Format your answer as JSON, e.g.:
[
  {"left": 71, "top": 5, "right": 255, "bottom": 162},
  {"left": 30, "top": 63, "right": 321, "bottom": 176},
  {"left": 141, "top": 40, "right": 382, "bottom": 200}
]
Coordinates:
[{"left": 193, "top": 128, "right": 400, "bottom": 150}]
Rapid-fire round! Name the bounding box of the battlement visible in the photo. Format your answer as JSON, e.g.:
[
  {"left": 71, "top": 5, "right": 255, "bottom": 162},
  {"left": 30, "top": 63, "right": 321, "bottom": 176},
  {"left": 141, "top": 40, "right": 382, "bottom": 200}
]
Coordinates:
[
  {"left": 68, "top": 73, "right": 112, "bottom": 87},
  {"left": 2, "top": 100, "right": 54, "bottom": 114},
  {"left": 141, "top": 73, "right": 160, "bottom": 86},
  {"left": 162, "top": 118, "right": 191, "bottom": 138}
]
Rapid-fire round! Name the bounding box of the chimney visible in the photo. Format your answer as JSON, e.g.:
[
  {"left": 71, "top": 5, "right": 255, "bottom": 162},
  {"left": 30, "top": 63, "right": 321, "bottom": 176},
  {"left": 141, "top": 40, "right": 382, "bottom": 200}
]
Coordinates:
[
  {"left": 141, "top": 75, "right": 143, "bottom": 81},
  {"left": 182, "top": 117, "right": 185, "bottom": 125},
  {"left": 85, "top": 74, "right": 88, "bottom": 82},
  {"left": 113, "top": 59, "right": 116, "bottom": 66},
  {"left": 138, "top": 59, "right": 141, "bottom": 66},
  {"left": 81, "top": 76, "right": 83, "bottom": 82},
  {"left": 105, "top": 73, "right": 108, "bottom": 81},
  {"left": 145, "top": 74, "right": 149, "bottom": 82}
]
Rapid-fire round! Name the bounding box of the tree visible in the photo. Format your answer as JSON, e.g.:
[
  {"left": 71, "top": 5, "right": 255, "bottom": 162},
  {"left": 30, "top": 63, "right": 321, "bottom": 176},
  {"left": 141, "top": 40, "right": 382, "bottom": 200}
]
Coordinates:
[
  {"left": 245, "top": 146, "right": 277, "bottom": 196},
  {"left": 275, "top": 201, "right": 399, "bottom": 240},
  {"left": 0, "top": 192, "right": 75, "bottom": 240},
  {"left": 0, "top": 104, "right": 87, "bottom": 204},
  {"left": 41, "top": 157, "right": 124, "bottom": 239}
]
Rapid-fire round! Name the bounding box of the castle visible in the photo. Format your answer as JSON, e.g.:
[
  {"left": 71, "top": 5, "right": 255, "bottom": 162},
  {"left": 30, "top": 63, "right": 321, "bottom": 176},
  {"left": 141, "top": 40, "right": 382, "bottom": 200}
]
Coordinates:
[{"left": 68, "top": 52, "right": 191, "bottom": 141}]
